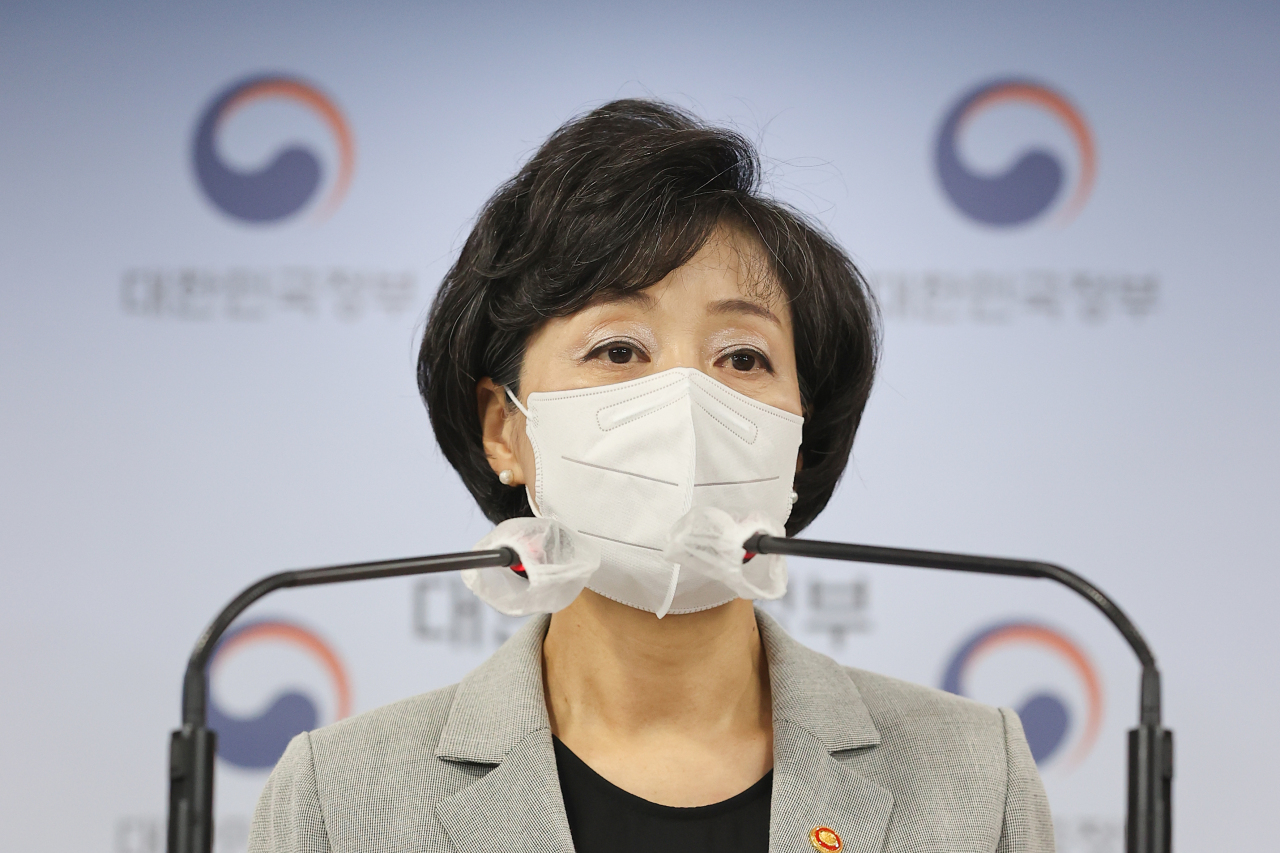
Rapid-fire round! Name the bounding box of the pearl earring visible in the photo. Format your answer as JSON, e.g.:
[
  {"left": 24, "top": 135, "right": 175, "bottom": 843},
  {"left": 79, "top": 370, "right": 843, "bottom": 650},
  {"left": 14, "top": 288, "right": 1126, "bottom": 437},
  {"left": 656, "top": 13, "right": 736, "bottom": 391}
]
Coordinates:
[
  {"left": 499, "top": 469, "right": 514, "bottom": 485},
  {"left": 789, "top": 489, "right": 799, "bottom": 504}
]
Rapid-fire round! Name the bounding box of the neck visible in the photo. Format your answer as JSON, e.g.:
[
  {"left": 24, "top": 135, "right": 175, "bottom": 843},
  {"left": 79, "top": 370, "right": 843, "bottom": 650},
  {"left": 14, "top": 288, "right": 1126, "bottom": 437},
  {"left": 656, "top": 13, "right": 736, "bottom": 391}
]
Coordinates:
[{"left": 542, "top": 591, "right": 770, "bottom": 744}]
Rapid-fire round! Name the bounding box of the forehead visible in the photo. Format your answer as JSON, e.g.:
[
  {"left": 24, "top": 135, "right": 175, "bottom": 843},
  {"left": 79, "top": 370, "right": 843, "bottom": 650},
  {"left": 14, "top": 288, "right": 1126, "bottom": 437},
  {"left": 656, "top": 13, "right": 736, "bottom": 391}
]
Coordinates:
[{"left": 590, "top": 225, "right": 786, "bottom": 316}]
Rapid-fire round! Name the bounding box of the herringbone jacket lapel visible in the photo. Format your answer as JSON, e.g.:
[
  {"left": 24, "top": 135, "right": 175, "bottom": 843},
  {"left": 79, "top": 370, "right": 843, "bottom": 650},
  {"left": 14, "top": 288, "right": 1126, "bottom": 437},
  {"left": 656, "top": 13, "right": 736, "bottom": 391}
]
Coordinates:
[
  {"left": 433, "top": 615, "right": 574, "bottom": 853},
  {"left": 430, "top": 611, "right": 893, "bottom": 853},
  {"left": 760, "top": 611, "right": 894, "bottom": 853}
]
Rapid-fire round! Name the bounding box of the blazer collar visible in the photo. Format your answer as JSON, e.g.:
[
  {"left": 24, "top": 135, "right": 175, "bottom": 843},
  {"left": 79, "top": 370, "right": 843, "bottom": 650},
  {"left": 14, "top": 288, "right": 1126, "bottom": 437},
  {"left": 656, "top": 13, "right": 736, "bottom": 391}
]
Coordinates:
[
  {"left": 756, "top": 609, "right": 881, "bottom": 753},
  {"left": 757, "top": 610, "right": 894, "bottom": 853},
  {"left": 435, "top": 614, "right": 554, "bottom": 764},
  {"left": 433, "top": 615, "right": 575, "bottom": 853},
  {"left": 433, "top": 610, "right": 892, "bottom": 853},
  {"left": 434, "top": 724, "right": 576, "bottom": 853},
  {"left": 434, "top": 609, "right": 882, "bottom": 761}
]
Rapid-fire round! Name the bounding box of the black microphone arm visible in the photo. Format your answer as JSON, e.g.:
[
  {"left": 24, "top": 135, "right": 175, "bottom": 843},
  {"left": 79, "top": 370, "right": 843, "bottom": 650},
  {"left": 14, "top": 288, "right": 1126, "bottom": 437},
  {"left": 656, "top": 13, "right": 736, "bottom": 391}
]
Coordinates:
[
  {"left": 167, "top": 548, "right": 517, "bottom": 853},
  {"left": 745, "top": 533, "right": 1172, "bottom": 853},
  {"left": 168, "top": 537, "right": 1170, "bottom": 853}
]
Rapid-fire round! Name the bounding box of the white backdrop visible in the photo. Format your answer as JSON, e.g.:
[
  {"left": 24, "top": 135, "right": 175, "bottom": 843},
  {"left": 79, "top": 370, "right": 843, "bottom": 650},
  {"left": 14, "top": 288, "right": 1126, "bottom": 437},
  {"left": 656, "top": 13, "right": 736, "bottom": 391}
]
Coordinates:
[{"left": 1, "top": 2, "right": 1277, "bottom": 851}]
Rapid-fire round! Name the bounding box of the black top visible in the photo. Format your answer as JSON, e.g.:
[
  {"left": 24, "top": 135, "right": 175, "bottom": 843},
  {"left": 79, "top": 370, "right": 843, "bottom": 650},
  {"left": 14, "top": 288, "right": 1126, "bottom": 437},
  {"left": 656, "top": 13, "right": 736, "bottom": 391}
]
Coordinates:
[{"left": 552, "top": 735, "right": 772, "bottom": 853}]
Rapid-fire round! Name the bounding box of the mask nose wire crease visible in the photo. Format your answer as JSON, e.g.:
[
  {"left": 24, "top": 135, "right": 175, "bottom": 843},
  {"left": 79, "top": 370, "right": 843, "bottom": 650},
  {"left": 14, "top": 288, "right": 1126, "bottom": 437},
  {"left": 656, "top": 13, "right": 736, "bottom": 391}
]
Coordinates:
[{"left": 650, "top": 388, "right": 699, "bottom": 619}]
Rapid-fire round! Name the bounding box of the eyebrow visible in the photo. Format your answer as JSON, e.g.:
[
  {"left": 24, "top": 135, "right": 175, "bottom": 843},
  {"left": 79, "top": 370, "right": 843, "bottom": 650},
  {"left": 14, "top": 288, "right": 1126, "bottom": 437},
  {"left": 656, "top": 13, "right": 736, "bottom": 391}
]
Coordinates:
[
  {"left": 586, "top": 292, "right": 781, "bottom": 326},
  {"left": 615, "top": 291, "right": 656, "bottom": 309},
  {"left": 587, "top": 290, "right": 655, "bottom": 311},
  {"left": 708, "top": 298, "right": 782, "bottom": 327}
]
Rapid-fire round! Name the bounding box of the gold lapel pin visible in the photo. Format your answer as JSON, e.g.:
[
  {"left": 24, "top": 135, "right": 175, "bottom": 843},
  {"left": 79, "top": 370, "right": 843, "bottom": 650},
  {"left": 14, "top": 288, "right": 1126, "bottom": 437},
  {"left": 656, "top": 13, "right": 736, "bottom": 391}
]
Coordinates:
[{"left": 809, "top": 826, "right": 842, "bottom": 853}]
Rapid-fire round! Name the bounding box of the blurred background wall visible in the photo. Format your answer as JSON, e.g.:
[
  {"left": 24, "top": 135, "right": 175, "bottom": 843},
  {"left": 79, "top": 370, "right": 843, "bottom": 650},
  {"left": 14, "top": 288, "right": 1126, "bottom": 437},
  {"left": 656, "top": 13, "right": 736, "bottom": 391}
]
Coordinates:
[{"left": 1, "top": 2, "right": 1277, "bottom": 850}]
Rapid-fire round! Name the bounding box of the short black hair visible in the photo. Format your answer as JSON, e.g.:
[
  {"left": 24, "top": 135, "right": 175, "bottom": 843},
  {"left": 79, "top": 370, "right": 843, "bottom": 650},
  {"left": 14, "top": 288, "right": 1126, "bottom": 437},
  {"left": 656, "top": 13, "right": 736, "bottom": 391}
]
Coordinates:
[{"left": 418, "top": 99, "right": 879, "bottom": 535}]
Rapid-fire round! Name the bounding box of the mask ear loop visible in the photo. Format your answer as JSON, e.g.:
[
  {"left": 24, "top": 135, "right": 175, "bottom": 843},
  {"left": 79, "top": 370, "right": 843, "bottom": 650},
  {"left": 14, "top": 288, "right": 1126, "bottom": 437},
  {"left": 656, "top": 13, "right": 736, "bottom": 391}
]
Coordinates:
[
  {"left": 503, "top": 385, "right": 531, "bottom": 418},
  {"left": 503, "top": 387, "right": 542, "bottom": 517}
]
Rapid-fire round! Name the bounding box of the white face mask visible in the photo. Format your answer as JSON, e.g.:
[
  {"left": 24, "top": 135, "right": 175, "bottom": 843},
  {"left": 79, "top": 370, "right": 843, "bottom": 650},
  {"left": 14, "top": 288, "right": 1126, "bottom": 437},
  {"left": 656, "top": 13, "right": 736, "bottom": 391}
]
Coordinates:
[{"left": 505, "top": 367, "right": 804, "bottom": 617}]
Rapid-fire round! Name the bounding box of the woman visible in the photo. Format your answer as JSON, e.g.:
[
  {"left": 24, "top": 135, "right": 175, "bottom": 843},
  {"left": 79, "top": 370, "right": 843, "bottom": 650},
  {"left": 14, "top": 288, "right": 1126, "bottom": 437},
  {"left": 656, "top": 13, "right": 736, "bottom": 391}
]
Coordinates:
[{"left": 249, "top": 100, "right": 1053, "bottom": 853}]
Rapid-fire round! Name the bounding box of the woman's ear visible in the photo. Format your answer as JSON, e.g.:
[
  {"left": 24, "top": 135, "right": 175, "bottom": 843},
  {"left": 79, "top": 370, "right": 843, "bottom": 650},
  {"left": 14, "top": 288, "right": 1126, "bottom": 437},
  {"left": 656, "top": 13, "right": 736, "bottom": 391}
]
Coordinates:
[{"left": 476, "top": 377, "right": 526, "bottom": 485}]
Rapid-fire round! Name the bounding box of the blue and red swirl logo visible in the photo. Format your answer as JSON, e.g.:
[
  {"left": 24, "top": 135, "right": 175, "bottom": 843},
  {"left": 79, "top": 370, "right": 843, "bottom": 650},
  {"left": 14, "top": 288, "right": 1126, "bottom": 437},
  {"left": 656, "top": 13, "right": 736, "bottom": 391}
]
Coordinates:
[
  {"left": 193, "top": 74, "right": 355, "bottom": 224},
  {"left": 208, "top": 619, "right": 352, "bottom": 769},
  {"left": 942, "top": 620, "right": 1103, "bottom": 767},
  {"left": 935, "top": 78, "right": 1095, "bottom": 227}
]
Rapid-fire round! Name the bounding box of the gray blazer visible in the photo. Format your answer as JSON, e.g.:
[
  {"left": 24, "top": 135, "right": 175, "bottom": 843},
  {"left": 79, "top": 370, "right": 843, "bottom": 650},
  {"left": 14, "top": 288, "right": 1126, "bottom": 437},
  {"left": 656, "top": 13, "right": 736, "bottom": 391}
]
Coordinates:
[{"left": 249, "top": 610, "right": 1054, "bottom": 853}]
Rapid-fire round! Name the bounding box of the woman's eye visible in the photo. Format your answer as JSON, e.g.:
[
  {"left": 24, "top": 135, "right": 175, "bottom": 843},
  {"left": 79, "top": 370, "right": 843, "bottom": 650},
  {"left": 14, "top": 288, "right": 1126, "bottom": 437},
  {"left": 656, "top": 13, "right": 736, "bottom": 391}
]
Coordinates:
[
  {"left": 584, "top": 339, "right": 648, "bottom": 366},
  {"left": 728, "top": 350, "right": 767, "bottom": 372}
]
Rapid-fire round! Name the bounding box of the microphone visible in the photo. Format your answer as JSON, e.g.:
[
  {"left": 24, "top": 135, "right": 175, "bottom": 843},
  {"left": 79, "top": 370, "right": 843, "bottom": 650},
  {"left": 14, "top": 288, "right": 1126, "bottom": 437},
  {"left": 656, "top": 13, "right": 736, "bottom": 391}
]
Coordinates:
[
  {"left": 167, "top": 537, "right": 1171, "bottom": 853},
  {"left": 167, "top": 548, "right": 517, "bottom": 853},
  {"left": 745, "top": 533, "right": 1172, "bottom": 853}
]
